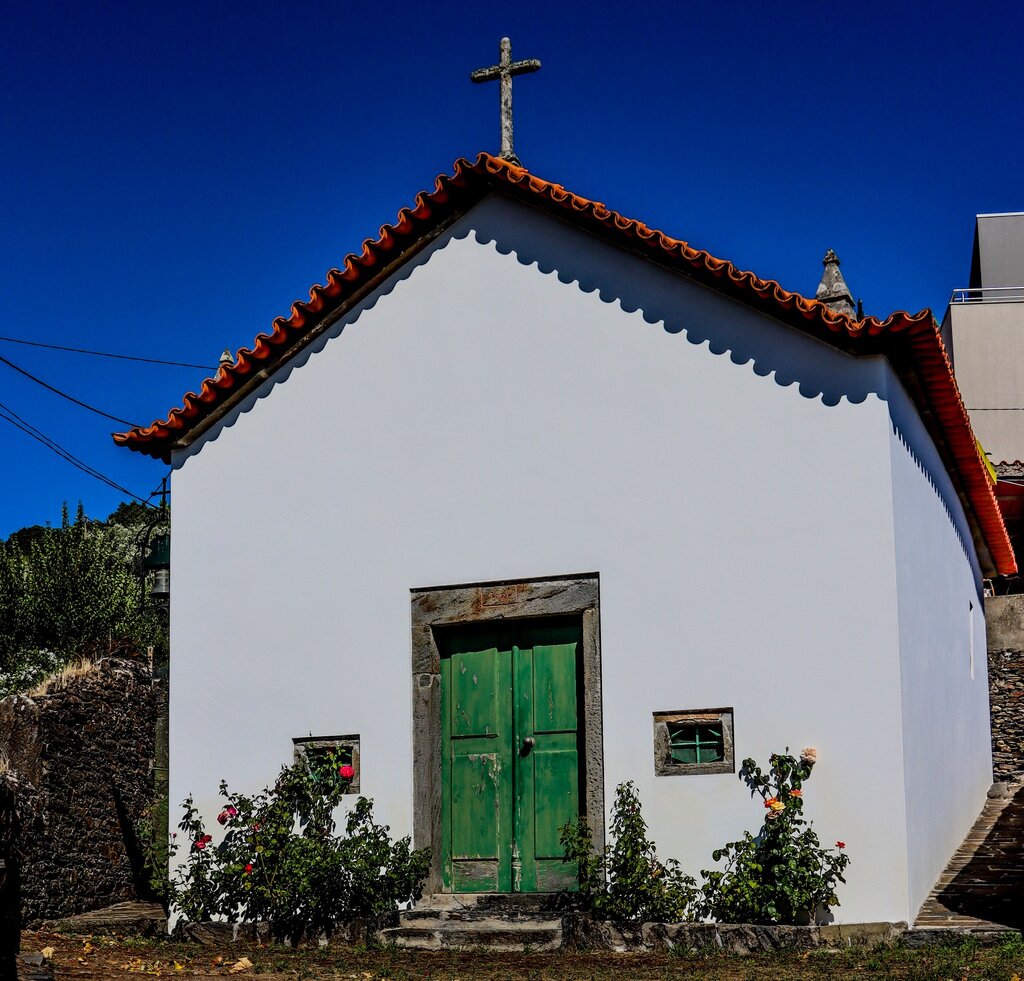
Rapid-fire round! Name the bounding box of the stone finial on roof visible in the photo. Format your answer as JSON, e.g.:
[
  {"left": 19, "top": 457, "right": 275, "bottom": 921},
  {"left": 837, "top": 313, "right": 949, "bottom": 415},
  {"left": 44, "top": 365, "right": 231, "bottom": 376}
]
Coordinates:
[
  {"left": 816, "top": 249, "right": 856, "bottom": 318},
  {"left": 219, "top": 349, "right": 234, "bottom": 366}
]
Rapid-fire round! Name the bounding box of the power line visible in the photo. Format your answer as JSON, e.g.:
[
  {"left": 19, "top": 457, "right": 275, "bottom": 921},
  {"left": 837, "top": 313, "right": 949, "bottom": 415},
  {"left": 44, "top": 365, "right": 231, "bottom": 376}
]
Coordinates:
[
  {"left": 0, "top": 400, "right": 152, "bottom": 505},
  {"left": 0, "top": 353, "right": 139, "bottom": 427},
  {"left": 0, "top": 334, "right": 216, "bottom": 371}
]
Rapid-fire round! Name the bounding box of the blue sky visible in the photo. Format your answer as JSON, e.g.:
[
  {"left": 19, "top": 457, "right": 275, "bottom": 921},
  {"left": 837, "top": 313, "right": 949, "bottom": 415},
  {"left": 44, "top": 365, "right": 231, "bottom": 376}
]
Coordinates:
[{"left": 1, "top": 0, "right": 1021, "bottom": 536}]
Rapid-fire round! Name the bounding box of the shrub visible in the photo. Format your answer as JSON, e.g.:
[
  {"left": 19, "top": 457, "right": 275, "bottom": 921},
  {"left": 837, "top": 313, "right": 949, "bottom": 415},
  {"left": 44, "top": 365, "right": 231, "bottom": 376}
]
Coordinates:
[
  {"left": 698, "top": 748, "right": 850, "bottom": 925},
  {"left": 170, "top": 750, "right": 430, "bottom": 944},
  {"left": 560, "top": 781, "right": 696, "bottom": 923},
  {"left": 0, "top": 502, "right": 168, "bottom": 698}
]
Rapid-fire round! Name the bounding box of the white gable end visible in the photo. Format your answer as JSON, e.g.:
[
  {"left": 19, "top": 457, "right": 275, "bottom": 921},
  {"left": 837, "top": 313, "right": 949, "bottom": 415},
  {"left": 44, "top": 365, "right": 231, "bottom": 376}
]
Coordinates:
[{"left": 169, "top": 194, "right": 988, "bottom": 924}]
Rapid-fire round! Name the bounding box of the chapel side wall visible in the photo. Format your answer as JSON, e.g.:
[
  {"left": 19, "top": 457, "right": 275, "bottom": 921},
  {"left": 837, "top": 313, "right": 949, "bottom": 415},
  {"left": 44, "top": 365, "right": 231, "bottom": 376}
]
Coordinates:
[
  {"left": 168, "top": 194, "right": 912, "bottom": 922},
  {"left": 885, "top": 365, "right": 993, "bottom": 920}
]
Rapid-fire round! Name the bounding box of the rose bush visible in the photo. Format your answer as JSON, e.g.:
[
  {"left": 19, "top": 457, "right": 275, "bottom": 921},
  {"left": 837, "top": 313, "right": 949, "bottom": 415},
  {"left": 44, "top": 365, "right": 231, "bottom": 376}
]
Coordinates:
[
  {"left": 170, "top": 749, "right": 429, "bottom": 944},
  {"left": 698, "top": 749, "right": 850, "bottom": 925}
]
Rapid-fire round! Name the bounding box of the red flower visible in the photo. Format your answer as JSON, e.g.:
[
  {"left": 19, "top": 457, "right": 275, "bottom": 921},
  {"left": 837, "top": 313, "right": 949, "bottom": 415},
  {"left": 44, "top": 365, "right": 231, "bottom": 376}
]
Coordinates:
[
  {"left": 789, "top": 789, "right": 802, "bottom": 798},
  {"left": 226, "top": 805, "right": 238, "bottom": 818},
  {"left": 836, "top": 841, "right": 846, "bottom": 849},
  {"left": 252, "top": 822, "right": 260, "bottom": 832},
  {"left": 339, "top": 764, "right": 356, "bottom": 780},
  {"left": 194, "top": 834, "right": 213, "bottom": 851},
  {"left": 244, "top": 863, "right": 253, "bottom": 874}
]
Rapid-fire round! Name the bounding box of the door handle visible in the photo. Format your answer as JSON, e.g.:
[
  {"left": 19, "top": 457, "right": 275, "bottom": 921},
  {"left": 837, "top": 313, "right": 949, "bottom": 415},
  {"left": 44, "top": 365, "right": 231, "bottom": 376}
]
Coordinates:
[{"left": 521, "top": 737, "right": 536, "bottom": 755}]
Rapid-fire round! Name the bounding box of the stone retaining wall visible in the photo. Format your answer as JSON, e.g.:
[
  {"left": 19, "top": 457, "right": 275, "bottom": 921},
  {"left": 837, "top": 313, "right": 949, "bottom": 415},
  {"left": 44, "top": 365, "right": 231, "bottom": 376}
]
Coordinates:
[
  {"left": 986, "top": 597, "right": 1024, "bottom": 779},
  {"left": 171, "top": 916, "right": 1017, "bottom": 953},
  {"left": 0, "top": 656, "right": 158, "bottom": 924},
  {"left": 560, "top": 914, "right": 909, "bottom": 952}
]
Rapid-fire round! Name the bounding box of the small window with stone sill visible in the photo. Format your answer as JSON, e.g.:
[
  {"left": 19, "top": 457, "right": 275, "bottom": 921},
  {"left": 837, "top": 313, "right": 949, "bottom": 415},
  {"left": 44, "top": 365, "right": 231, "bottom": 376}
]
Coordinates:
[
  {"left": 292, "top": 734, "right": 360, "bottom": 793},
  {"left": 653, "top": 709, "right": 734, "bottom": 776}
]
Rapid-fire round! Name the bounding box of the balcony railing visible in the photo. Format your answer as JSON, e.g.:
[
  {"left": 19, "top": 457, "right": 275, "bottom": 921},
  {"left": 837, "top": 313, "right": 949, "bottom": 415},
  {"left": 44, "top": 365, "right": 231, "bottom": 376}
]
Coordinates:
[{"left": 950, "top": 286, "right": 1024, "bottom": 304}]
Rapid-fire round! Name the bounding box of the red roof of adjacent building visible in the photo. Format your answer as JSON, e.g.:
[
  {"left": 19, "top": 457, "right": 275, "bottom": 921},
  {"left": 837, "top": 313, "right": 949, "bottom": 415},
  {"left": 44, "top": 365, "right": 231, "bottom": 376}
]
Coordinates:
[{"left": 113, "top": 152, "right": 1016, "bottom": 576}]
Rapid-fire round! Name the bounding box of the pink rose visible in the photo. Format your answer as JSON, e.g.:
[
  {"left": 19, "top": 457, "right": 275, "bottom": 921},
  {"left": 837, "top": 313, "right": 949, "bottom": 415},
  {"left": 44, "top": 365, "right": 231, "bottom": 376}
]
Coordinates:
[
  {"left": 339, "top": 764, "right": 355, "bottom": 780},
  {"left": 194, "top": 834, "right": 212, "bottom": 850}
]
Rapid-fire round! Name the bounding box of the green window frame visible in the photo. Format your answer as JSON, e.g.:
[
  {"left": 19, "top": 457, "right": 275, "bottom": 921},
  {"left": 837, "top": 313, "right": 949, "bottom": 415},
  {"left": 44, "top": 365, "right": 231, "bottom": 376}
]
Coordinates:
[
  {"left": 668, "top": 722, "right": 724, "bottom": 765},
  {"left": 653, "top": 709, "right": 734, "bottom": 776}
]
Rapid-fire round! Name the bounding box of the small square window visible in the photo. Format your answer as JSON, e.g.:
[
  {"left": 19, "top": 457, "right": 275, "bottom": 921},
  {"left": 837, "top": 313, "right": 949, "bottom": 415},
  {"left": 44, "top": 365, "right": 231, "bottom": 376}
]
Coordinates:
[
  {"left": 293, "top": 734, "right": 360, "bottom": 793},
  {"left": 654, "top": 709, "right": 734, "bottom": 776}
]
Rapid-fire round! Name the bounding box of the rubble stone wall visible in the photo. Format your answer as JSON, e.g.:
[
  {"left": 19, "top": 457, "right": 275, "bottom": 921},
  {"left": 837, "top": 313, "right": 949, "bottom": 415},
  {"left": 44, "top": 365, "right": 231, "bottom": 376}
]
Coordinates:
[
  {"left": 985, "top": 596, "right": 1024, "bottom": 780},
  {"left": 0, "top": 657, "right": 158, "bottom": 923}
]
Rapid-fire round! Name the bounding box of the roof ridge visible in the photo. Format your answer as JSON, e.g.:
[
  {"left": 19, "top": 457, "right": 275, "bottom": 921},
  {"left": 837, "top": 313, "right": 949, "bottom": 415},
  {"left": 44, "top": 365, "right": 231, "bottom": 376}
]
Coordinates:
[{"left": 112, "top": 152, "right": 1014, "bottom": 576}]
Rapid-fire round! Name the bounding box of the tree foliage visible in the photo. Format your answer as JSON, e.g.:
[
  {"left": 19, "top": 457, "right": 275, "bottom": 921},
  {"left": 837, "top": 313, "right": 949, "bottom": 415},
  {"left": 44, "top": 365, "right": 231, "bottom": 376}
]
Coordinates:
[{"left": 0, "top": 502, "right": 167, "bottom": 697}]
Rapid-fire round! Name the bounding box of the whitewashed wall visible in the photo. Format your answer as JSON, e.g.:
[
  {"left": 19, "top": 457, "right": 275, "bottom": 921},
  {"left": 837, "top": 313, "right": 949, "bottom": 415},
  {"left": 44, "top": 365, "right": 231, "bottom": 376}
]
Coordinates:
[
  {"left": 169, "top": 194, "right": 986, "bottom": 923},
  {"left": 885, "top": 366, "right": 991, "bottom": 918}
]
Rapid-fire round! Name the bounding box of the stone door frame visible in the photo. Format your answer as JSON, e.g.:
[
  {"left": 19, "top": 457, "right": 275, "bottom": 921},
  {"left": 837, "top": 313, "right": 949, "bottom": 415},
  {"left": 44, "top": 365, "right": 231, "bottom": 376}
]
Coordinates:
[{"left": 411, "top": 573, "right": 604, "bottom": 894}]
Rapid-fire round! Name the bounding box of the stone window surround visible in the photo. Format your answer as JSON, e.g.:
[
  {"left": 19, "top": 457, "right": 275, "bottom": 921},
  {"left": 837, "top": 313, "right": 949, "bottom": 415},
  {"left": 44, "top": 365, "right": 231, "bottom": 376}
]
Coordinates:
[
  {"left": 411, "top": 573, "right": 604, "bottom": 895},
  {"left": 653, "top": 708, "right": 735, "bottom": 776},
  {"left": 292, "top": 734, "right": 361, "bottom": 794}
]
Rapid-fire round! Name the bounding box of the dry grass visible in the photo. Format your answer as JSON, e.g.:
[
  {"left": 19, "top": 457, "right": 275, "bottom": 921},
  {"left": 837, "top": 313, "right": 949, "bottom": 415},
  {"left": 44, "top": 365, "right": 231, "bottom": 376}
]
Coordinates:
[
  {"left": 29, "top": 658, "right": 97, "bottom": 697},
  {"left": 19, "top": 930, "right": 1024, "bottom": 981}
]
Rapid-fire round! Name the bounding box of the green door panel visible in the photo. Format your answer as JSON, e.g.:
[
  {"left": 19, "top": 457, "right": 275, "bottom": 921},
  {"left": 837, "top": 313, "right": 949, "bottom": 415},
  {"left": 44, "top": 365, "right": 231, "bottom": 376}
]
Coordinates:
[
  {"left": 450, "top": 752, "right": 503, "bottom": 858},
  {"left": 450, "top": 645, "right": 503, "bottom": 738},
  {"left": 441, "top": 619, "right": 581, "bottom": 894},
  {"left": 516, "top": 627, "right": 580, "bottom": 892},
  {"left": 532, "top": 744, "right": 579, "bottom": 857},
  {"left": 440, "top": 629, "right": 514, "bottom": 893}
]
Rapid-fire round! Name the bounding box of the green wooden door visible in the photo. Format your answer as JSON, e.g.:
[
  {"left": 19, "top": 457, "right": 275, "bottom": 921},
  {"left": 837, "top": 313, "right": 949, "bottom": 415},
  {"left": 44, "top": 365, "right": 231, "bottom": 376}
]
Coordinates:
[{"left": 440, "top": 620, "right": 581, "bottom": 893}]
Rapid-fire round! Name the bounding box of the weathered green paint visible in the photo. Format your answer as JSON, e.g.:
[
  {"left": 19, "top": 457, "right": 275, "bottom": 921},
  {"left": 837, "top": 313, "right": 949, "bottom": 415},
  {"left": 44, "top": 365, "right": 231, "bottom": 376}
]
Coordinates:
[
  {"left": 669, "top": 722, "right": 725, "bottom": 764},
  {"left": 440, "top": 629, "right": 513, "bottom": 891},
  {"left": 440, "top": 620, "right": 581, "bottom": 893}
]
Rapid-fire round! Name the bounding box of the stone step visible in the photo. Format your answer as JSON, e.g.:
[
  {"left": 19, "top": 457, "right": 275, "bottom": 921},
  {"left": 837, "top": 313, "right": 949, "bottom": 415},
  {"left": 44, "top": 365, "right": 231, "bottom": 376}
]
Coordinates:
[
  {"left": 384, "top": 894, "right": 565, "bottom": 950},
  {"left": 41, "top": 900, "right": 167, "bottom": 936},
  {"left": 403, "top": 906, "right": 562, "bottom": 924},
  {"left": 405, "top": 894, "right": 560, "bottom": 918},
  {"left": 382, "top": 917, "right": 563, "bottom": 951},
  {"left": 914, "top": 779, "right": 1024, "bottom": 931}
]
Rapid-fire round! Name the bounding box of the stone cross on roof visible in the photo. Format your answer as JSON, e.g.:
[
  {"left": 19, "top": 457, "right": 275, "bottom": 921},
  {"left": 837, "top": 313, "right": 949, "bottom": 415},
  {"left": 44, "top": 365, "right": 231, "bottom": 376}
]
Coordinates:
[{"left": 470, "top": 37, "right": 541, "bottom": 165}]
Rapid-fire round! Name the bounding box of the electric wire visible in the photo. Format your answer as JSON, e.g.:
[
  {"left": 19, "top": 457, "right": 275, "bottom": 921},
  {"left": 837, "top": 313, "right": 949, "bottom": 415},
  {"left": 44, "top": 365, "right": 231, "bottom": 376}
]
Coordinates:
[
  {"left": 0, "top": 353, "right": 140, "bottom": 427},
  {"left": 0, "top": 334, "right": 216, "bottom": 371},
  {"left": 0, "top": 400, "right": 152, "bottom": 505}
]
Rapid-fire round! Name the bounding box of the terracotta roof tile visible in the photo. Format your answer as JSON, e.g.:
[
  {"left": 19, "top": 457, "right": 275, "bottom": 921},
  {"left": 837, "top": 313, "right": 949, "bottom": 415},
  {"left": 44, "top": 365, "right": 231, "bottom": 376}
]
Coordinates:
[{"left": 112, "top": 153, "right": 1015, "bottom": 576}]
